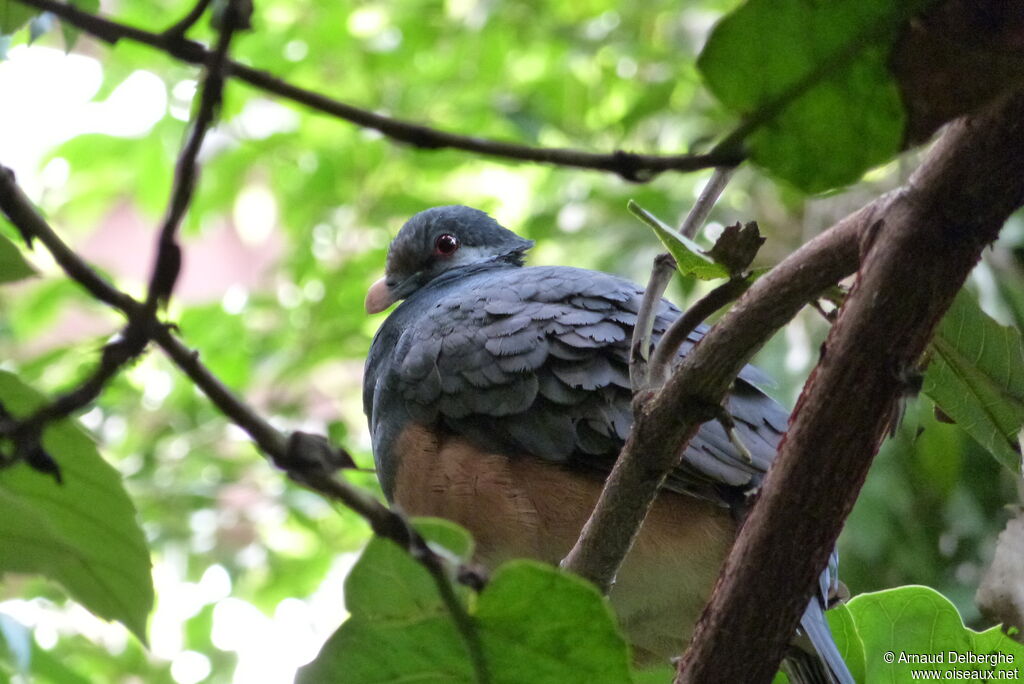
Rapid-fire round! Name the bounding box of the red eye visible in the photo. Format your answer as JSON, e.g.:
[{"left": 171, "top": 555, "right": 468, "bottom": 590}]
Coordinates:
[{"left": 434, "top": 233, "right": 460, "bottom": 256}]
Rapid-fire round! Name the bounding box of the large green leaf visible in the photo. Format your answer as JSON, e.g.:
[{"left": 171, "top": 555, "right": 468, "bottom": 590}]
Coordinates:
[
  {"left": 476, "top": 561, "right": 632, "bottom": 684},
  {"left": 299, "top": 615, "right": 475, "bottom": 684},
  {"left": 923, "top": 291, "right": 1024, "bottom": 473},
  {"left": 699, "top": 0, "right": 930, "bottom": 193},
  {"left": 297, "top": 518, "right": 477, "bottom": 683},
  {"left": 0, "top": 233, "right": 36, "bottom": 284},
  {"left": 344, "top": 517, "right": 474, "bottom": 621},
  {"left": 634, "top": 666, "right": 675, "bottom": 684},
  {"left": 0, "top": 0, "right": 36, "bottom": 34},
  {"left": 845, "top": 586, "right": 1024, "bottom": 682},
  {"left": 825, "top": 604, "right": 867, "bottom": 684},
  {"left": 0, "top": 371, "right": 153, "bottom": 642},
  {"left": 300, "top": 523, "right": 633, "bottom": 684}
]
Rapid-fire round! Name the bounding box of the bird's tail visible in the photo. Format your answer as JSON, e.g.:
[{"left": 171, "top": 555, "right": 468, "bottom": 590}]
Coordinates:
[{"left": 782, "top": 597, "right": 855, "bottom": 684}]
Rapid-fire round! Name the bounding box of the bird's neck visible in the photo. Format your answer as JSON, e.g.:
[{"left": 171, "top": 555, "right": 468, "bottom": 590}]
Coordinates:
[{"left": 431, "top": 254, "right": 524, "bottom": 288}]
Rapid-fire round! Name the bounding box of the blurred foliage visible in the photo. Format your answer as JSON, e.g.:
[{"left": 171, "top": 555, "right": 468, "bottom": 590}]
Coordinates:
[
  {"left": 924, "top": 291, "right": 1024, "bottom": 473},
  {"left": 0, "top": 234, "right": 36, "bottom": 283},
  {"left": 0, "top": 371, "right": 153, "bottom": 642},
  {"left": 697, "top": 0, "right": 923, "bottom": 191},
  {"left": 0, "top": 0, "right": 1022, "bottom": 682}
]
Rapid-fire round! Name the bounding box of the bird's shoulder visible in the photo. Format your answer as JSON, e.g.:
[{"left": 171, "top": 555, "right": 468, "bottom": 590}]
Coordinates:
[
  {"left": 366, "top": 264, "right": 673, "bottom": 457},
  {"left": 364, "top": 261, "right": 786, "bottom": 502}
]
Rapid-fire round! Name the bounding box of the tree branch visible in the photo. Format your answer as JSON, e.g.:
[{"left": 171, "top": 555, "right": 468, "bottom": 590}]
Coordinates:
[
  {"left": 162, "top": 0, "right": 213, "bottom": 38},
  {"left": 0, "top": 167, "right": 489, "bottom": 678},
  {"left": 0, "top": 5, "right": 243, "bottom": 479},
  {"left": 15, "top": 0, "right": 740, "bottom": 182},
  {"left": 678, "top": 166, "right": 735, "bottom": 239},
  {"left": 676, "top": 89, "right": 1024, "bottom": 684},
  {"left": 647, "top": 276, "right": 750, "bottom": 388},
  {"left": 629, "top": 253, "right": 677, "bottom": 392},
  {"left": 629, "top": 168, "right": 738, "bottom": 392},
  {"left": 142, "top": 0, "right": 242, "bottom": 313}
]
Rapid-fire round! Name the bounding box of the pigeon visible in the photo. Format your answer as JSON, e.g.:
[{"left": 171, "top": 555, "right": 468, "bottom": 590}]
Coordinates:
[{"left": 363, "top": 205, "right": 852, "bottom": 682}]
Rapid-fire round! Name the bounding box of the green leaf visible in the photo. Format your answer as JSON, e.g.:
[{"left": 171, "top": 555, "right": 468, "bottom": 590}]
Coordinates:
[
  {"left": 476, "top": 561, "right": 632, "bottom": 684},
  {"left": 627, "top": 200, "right": 729, "bottom": 281},
  {"left": 60, "top": 21, "right": 78, "bottom": 52},
  {"left": 298, "top": 518, "right": 476, "bottom": 684},
  {"left": 699, "top": 0, "right": 929, "bottom": 192},
  {"left": 0, "top": 371, "right": 154, "bottom": 642},
  {"left": 846, "top": 586, "right": 1024, "bottom": 681},
  {"left": 0, "top": 0, "right": 36, "bottom": 33},
  {"left": 923, "top": 290, "right": 1024, "bottom": 473},
  {"left": 0, "top": 233, "right": 36, "bottom": 284},
  {"left": 633, "top": 665, "right": 675, "bottom": 684},
  {"left": 301, "top": 528, "right": 631, "bottom": 684},
  {"left": 825, "top": 604, "right": 867, "bottom": 684},
  {"left": 299, "top": 615, "right": 475, "bottom": 684},
  {"left": 71, "top": 0, "right": 99, "bottom": 12},
  {"left": 344, "top": 517, "right": 473, "bottom": 620}
]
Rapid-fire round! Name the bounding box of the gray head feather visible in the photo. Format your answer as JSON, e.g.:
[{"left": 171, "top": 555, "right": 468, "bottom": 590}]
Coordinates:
[{"left": 383, "top": 205, "right": 534, "bottom": 301}]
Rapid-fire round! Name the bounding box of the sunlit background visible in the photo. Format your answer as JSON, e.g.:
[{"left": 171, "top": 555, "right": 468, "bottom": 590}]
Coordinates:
[{"left": 1, "top": 1, "right": 1022, "bottom": 682}]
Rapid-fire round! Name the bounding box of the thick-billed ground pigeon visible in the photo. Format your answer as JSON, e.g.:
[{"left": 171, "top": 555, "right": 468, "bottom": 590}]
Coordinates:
[{"left": 363, "top": 205, "right": 852, "bottom": 682}]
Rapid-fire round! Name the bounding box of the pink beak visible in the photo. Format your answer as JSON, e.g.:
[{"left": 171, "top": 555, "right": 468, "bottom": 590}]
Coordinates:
[{"left": 365, "top": 276, "right": 395, "bottom": 314}]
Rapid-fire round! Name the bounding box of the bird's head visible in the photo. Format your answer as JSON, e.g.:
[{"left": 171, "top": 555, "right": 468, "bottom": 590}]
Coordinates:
[{"left": 365, "top": 205, "right": 534, "bottom": 313}]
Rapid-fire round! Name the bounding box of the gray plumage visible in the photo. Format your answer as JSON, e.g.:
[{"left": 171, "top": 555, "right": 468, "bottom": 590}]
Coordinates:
[
  {"left": 366, "top": 259, "right": 781, "bottom": 499},
  {"left": 363, "top": 205, "right": 852, "bottom": 684}
]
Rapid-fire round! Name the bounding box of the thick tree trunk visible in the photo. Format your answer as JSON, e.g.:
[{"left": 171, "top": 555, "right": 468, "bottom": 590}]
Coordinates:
[{"left": 676, "top": 90, "right": 1024, "bottom": 684}]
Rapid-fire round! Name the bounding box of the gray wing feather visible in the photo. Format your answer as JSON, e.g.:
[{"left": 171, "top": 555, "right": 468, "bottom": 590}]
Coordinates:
[
  {"left": 386, "top": 264, "right": 785, "bottom": 500},
  {"left": 367, "top": 262, "right": 849, "bottom": 683}
]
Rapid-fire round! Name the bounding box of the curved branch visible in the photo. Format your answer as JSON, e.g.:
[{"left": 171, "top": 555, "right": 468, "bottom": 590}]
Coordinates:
[
  {"left": 0, "top": 1, "right": 245, "bottom": 479},
  {"left": 629, "top": 253, "right": 677, "bottom": 392},
  {"left": 143, "top": 0, "right": 241, "bottom": 312},
  {"left": 162, "top": 0, "right": 213, "bottom": 38},
  {"left": 15, "top": 0, "right": 740, "bottom": 182},
  {"left": 679, "top": 166, "right": 736, "bottom": 238},
  {"left": 647, "top": 275, "right": 750, "bottom": 388}
]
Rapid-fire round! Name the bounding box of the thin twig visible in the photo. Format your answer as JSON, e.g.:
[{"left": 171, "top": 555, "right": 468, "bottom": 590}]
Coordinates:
[
  {"left": 647, "top": 276, "right": 751, "bottom": 387},
  {"left": 628, "top": 166, "right": 736, "bottom": 392},
  {"left": 157, "top": 334, "right": 490, "bottom": 681},
  {"left": 0, "top": 169, "right": 134, "bottom": 311},
  {"left": 629, "top": 253, "right": 677, "bottom": 392},
  {"left": 0, "top": 0, "right": 245, "bottom": 479},
  {"left": 162, "top": 0, "right": 213, "bottom": 37},
  {"left": 0, "top": 333, "right": 141, "bottom": 481},
  {"left": 287, "top": 468, "right": 490, "bottom": 684},
  {"left": 809, "top": 299, "right": 836, "bottom": 323},
  {"left": 15, "top": 0, "right": 742, "bottom": 182},
  {"left": 679, "top": 166, "right": 736, "bottom": 239},
  {"left": 142, "top": 0, "right": 242, "bottom": 314}
]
